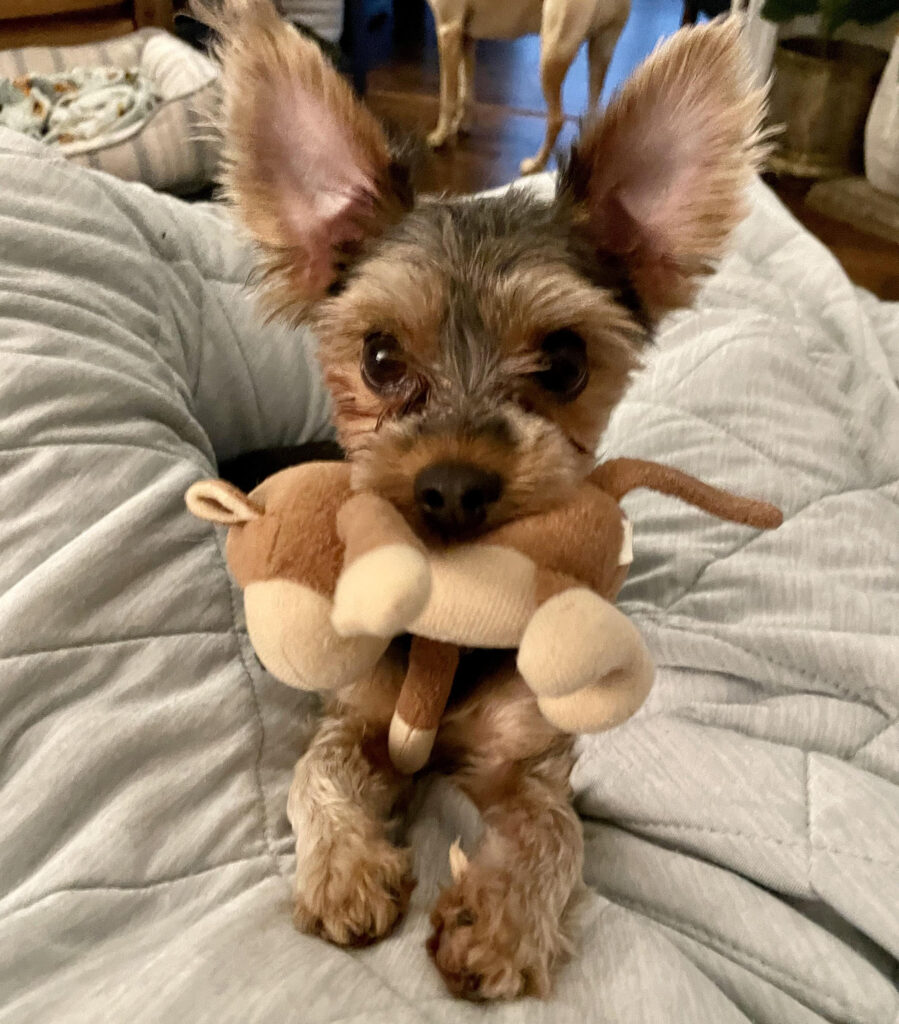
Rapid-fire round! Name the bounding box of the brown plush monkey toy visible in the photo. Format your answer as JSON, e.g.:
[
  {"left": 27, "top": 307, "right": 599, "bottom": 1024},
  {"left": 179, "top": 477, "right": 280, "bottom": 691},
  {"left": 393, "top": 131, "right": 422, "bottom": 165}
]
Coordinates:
[{"left": 186, "top": 459, "right": 781, "bottom": 773}]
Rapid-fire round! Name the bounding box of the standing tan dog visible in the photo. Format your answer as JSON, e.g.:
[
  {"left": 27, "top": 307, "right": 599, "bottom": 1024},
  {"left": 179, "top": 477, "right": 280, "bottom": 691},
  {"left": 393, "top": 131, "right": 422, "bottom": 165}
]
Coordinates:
[{"left": 425, "top": 0, "right": 630, "bottom": 173}]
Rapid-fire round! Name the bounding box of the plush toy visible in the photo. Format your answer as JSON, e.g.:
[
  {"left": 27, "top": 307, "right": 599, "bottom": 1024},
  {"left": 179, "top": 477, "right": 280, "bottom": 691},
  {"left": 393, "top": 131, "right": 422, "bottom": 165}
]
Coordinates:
[{"left": 186, "top": 459, "right": 781, "bottom": 773}]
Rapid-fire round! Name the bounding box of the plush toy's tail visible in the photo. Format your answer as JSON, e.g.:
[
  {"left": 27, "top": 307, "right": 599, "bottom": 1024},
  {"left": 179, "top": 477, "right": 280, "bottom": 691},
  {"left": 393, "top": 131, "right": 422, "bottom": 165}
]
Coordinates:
[
  {"left": 388, "top": 637, "right": 459, "bottom": 775},
  {"left": 592, "top": 458, "right": 783, "bottom": 529}
]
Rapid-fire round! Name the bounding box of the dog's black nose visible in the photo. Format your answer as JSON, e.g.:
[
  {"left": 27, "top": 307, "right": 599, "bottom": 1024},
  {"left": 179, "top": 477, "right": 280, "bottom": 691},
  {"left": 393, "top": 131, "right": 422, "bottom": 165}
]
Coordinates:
[{"left": 414, "top": 461, "right": 503, "bottom": 537}]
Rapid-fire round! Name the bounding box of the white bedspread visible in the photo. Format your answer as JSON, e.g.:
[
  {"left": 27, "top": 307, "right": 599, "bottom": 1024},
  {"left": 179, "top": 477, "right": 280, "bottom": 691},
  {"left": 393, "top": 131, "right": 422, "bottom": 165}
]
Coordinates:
[{"left": 0, "top": 128, "right": 897, "bottom": 1024}]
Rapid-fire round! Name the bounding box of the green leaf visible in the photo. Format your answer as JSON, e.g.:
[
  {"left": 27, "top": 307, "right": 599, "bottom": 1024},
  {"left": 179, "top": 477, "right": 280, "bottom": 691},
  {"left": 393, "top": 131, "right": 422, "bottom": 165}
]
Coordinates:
[
  {"left": 841, "top": 0, "right": 899, "bottom": 25},
  {"left": 820, "top": 0, "right": 851, "bottom": 34},
  {"left": 761, "top": 0, "right": 898, "bottom": 30},
  {"left": 761, "top": 0, "right": 819, "bottom": 22}
]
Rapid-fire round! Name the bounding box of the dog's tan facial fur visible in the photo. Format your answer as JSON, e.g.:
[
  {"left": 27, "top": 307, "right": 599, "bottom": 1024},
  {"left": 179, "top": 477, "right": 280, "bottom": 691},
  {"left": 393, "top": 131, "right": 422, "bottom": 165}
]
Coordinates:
[
  {"left": 314, "top": 197, "right": 646, "bottom": 536},
  {"left": 209, "top": 5, "right": 764, "bottom": 543},
  {"left": 207, "top": 1, "right": 767, "bottom": 999}
]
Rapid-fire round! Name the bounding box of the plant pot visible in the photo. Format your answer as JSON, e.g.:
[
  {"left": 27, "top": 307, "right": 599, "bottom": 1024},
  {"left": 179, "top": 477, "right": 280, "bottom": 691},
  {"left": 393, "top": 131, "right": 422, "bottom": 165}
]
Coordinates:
[
  {"left": 768, "top": 37, "right": 887, "bottom": 179},
  {"left": 865, "top": 34, "right": 899, "bottom": 197}
]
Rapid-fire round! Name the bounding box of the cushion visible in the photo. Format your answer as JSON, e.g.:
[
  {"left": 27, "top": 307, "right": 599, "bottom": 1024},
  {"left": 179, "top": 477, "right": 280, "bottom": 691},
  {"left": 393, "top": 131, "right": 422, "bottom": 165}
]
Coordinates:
[{"left": 0, "top": 29, "right": 220, "bottom": 194}]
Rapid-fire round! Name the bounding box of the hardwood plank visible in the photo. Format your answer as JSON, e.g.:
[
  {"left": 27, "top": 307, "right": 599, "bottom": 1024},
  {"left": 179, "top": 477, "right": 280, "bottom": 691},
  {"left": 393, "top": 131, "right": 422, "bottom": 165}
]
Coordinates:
[
  {"left": 0, "top": 9, "right": 133, "bottom": 46},
  {"left": 0, "top": 0, "right": 120, "bottom": 19},
  {"left": 133, "top": 0, "right": 172, "bottom": 28},
  {"left": 368, "top": 90, "right": 579, "bottom": 194}
]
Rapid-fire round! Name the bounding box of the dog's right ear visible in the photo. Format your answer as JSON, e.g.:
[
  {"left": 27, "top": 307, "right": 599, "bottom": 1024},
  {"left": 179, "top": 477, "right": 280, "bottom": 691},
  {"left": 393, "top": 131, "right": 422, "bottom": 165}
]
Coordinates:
[
  {"left": 186, "top": 479, "right": 263, "bottom": 525},
  {"left": 199, "top": 0, "right": 411, "bottom": 315},
  {"left": 559, "top": 19, "right": 768, "bottom": 320}
]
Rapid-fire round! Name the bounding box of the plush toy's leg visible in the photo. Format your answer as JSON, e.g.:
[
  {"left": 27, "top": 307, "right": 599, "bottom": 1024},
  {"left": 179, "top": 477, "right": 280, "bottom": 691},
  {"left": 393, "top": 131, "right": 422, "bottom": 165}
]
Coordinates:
[
  {"left": 428, "top": 672, "right": 583, "bottom": 1000},
  {"left": 332, "top": 492, "right": 431, "bottom": 640},
  {"left": 289, "top": 702, "right": 415, "bottom": 947},
  {"left": 244, "top": 579, "right": 387, "bottom": 690},
  {"left": 388, "top": 637, "right": 459, "bottom": 775},
  {"left": 517, "top": 573, "right": 654, "bottom": 732}
]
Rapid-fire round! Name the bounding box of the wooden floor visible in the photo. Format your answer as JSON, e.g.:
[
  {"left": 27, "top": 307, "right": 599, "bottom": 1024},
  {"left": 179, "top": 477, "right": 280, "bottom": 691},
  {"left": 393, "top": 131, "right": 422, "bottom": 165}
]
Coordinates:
[{"left": 363, "top": 0, "right": 899, "bottom": 299}]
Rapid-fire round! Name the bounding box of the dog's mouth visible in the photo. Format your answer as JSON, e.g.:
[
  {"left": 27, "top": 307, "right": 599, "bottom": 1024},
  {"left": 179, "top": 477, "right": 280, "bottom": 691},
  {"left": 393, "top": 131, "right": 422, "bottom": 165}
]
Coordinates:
[{"left": 347, "top": 401, "right": 590, "bottom": 543}]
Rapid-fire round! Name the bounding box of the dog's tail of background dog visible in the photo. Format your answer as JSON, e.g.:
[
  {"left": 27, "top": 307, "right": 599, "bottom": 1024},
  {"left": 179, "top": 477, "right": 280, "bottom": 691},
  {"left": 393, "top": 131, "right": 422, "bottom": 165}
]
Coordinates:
[{"left": 593, "top": 458, "right": 783, "bottom": 529}]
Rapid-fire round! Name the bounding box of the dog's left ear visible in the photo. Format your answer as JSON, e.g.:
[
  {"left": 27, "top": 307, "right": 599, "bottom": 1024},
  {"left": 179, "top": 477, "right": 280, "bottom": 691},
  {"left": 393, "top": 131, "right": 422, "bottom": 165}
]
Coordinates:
[
  {"left": 206, "top": 0, "right": 412, "bottom": 314},
  {"left": 560, "top": 19, "right": 768, "bottom": 319}
]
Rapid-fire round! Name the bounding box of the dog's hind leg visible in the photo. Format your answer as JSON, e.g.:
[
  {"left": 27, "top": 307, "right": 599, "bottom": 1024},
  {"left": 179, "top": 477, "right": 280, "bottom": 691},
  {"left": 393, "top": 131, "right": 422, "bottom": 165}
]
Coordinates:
[
  {"left": 428, "top": 21, "right": 465, "bottom": 148},
  {"left": 520, "top": 46, "right": 576, "bottom": 175},
  {"left": 587, "top": 22, "right": 623, "bottom": 110},
  {"left": 451, "top": 34, "right": 476, "bottom": 136}
]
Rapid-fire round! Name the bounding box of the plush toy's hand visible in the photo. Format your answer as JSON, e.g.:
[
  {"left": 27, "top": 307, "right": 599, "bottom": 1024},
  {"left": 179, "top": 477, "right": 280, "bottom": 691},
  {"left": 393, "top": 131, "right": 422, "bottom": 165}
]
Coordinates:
[
  {"left": 331, "top": 543, "right": 432, "bottom": 640},
  {"left": 517, "top": 588, "right": 654, "bottom": 732}
]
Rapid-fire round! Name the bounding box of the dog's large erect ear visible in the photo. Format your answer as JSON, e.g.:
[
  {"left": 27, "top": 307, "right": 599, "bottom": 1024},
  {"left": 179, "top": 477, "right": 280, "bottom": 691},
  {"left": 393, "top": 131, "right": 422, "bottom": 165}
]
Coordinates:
[
  {"left": 560, "top": 19, "right": 768, "bottom": 319},
  {"left": 203, "top": 0, "right": 411, "bottom": 313}
]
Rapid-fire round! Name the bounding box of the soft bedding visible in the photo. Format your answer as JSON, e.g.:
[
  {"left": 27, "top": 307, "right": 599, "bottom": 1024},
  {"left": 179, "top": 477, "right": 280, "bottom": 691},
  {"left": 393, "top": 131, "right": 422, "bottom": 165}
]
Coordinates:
[{"left": 0, "top": 127, "right": 897, "bottom": 1023}]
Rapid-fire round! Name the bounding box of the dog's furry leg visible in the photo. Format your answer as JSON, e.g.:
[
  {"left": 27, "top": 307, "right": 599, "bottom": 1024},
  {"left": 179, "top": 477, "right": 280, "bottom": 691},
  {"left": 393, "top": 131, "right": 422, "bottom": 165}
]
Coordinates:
[
  {"left": 428, "top": 21, "right": 465, "bottom": 148},
  {"left": 587, "top": 24, "right": 621, "bottom": 110},
  {"left": 288, "top": 705, "right": 415, "bottom": 947},
  {"left": 520, "top": 48, "right": 573, "bottom": 175},
  {"left": 450, "top": 34, "right": 476, "bottom": 136},
  {"left": 429, "top": 673, "right": 584, "bottom": 1000}
]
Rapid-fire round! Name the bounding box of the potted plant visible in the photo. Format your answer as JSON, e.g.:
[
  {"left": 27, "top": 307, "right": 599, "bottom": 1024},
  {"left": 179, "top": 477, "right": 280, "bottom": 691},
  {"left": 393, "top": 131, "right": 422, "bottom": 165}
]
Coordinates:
[
  {"left": 865, "top": 28, "right": 899, "bottom": 195},
  {"left": 762, "top": 0, "right": 897, "bottom": 177}
]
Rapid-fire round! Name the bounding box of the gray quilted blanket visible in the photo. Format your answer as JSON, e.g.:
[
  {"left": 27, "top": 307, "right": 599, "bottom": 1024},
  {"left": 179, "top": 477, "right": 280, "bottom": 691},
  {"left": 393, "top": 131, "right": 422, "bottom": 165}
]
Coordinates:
[{"left": 0, "top": 127, "right": 897, "bottom": 1023}]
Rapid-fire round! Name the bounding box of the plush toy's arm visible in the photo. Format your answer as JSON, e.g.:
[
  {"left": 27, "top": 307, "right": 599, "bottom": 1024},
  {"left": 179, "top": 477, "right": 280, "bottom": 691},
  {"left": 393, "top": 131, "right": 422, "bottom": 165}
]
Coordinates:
[
  {"left": 388, "top": 636, "right": 460, "bottom": 774},
  {"left": 331, "top": 492, "right": 433, "bottom": 640},
  {"left": 518, "top": 585, "right": 654, "bottom": 733}
]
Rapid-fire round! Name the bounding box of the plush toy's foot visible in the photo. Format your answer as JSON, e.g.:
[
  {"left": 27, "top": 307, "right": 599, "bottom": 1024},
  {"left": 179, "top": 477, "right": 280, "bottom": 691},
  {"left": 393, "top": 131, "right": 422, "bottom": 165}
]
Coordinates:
[
  {"left": 244, "top": 580, "right": 386, "bottom": 690},
  {"left": 331, "top": 543, "right": 431, "bottom": 640},
  {"left": 517, "top": 588, "right": 654, "bottom": 732}
]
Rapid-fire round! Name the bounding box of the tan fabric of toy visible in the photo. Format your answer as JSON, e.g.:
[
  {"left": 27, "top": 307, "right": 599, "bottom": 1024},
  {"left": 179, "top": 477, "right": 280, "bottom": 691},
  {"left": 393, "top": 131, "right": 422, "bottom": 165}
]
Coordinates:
[{"left": 186, "top": 459, "right": 782, "bottom": 773}]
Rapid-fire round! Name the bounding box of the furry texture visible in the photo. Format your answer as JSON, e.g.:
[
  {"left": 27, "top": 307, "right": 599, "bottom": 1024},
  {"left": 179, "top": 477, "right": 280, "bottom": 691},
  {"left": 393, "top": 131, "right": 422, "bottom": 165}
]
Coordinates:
[
  {"left": 200, "top": 1, "right": 767, "bottom": 1000},
  {"left": 199, "top": 0, "right": 412, "bottom": 315},
  {"left": 560, "top": 15, "right": 771, "bottom": 315}
]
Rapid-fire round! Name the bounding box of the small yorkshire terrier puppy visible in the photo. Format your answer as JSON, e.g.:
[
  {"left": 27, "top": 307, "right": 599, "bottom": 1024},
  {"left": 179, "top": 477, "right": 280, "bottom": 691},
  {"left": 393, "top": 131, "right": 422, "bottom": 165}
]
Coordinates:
[{"left": 205, "top": 1, "right": 765, "bottom": 1000}]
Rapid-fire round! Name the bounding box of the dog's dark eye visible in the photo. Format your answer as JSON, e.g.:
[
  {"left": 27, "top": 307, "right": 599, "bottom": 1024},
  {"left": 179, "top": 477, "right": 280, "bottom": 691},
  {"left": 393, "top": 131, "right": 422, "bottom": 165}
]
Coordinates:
[
  {"left": 535, "top": 329, "right": 588, "bottom": 401},
  {"left": 362, "top": 331, "right": 407, "bottom": 393}
]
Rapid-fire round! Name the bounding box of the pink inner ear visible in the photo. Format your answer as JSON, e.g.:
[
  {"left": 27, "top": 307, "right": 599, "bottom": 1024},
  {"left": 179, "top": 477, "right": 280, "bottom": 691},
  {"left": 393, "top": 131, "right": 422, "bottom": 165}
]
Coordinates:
[
  {"left": 264, "top": 84, "right": 378, "bottom": 292},
  {"left": 579, "top": 20, "right": 766, "bottom": 309},
  {"left": 599, "top": 94, "right": 708, "bottom": 264}
]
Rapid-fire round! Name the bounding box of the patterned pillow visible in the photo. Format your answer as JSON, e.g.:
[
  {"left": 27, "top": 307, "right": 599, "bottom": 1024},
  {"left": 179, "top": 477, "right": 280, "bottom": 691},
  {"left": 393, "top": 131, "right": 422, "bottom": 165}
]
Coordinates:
[{"left": 0, "top": 28, "right": 221, "bottom": 194}]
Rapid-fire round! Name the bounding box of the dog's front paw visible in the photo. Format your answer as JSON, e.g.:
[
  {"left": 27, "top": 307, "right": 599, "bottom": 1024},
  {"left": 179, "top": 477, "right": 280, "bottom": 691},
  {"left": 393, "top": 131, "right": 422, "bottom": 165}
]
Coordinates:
[
  {"left": 427, "top": 863, "right": 563, "bottom": 1000},
  {"left": 294, "top": 838, "right": 415, "bottom": 948},
  {"left": 331, "top": 543, "right": 431, "bottom": 639}
]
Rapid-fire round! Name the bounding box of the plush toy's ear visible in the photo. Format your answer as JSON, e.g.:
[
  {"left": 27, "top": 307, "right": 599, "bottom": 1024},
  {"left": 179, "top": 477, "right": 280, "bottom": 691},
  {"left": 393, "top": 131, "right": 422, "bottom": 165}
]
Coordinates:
[
  {"left": 185, "top": 480, "right": 264, "bottom": 525},
  {"left": 558, "top": 18, "right": 769, "bottom": 318}
]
